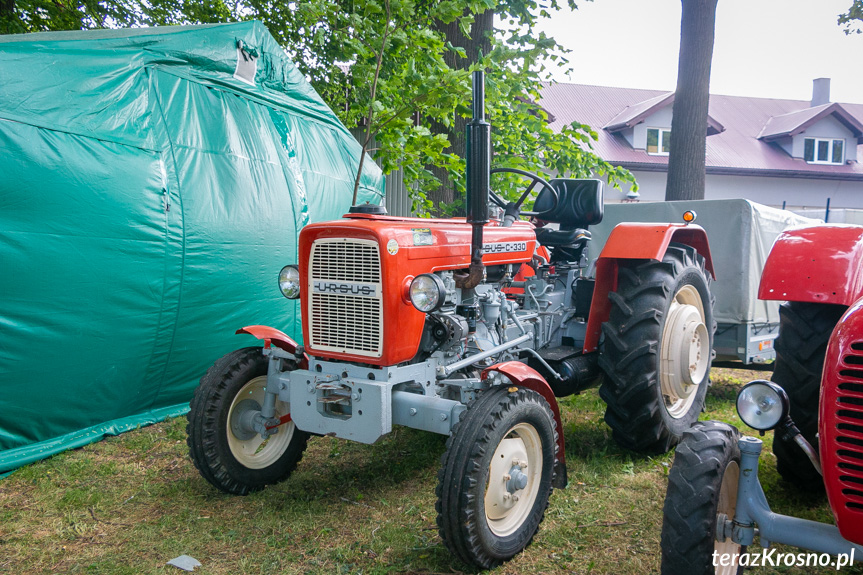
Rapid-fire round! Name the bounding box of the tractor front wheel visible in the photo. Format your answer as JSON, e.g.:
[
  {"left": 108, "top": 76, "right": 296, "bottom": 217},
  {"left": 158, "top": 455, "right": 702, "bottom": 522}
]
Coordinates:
[
  {"left": 187, "top": 347, "right": 309, "bottom": 495},
  {"left": 661, "top": 421, "right": 743, "bottom": 575},
  {"left": 599, "top": 243, "right": 715, "bottom": 453},
  {"left": 435, "top": 386, "right": 557, "bottom": 569}
]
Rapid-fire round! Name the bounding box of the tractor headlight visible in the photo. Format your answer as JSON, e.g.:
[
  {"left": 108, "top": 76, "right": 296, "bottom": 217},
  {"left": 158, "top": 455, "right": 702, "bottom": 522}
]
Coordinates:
[
  {"left": 409, "top": 274, "right": 446, "bottom": 313},
  {"left": 278, "top": 265, "right": 301, "bottom": 299},
  {"left": 736, "top": 380, "right": 790, "bottom": 431}
]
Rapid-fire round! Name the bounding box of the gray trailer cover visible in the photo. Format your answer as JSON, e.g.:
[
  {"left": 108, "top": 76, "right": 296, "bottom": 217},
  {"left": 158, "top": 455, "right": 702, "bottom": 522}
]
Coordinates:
[{"left": 588, "top": 199, "right": 820, "bottom": 325}]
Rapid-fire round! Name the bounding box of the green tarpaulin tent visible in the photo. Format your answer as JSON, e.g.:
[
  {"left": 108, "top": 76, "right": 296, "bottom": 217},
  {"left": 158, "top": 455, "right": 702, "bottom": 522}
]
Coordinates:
[{"left": 0, "top": 21, "right": 384, "bottom": 474}]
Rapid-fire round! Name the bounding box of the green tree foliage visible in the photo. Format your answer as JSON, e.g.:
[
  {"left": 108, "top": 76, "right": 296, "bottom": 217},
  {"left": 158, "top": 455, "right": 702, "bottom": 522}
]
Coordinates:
[
  {"left": 0, "top": 0, "right": 634, "bottom": 214},
  {"left": 0, "top": 0, "right": 232, "bottom": 33},
  {"left": 839, "top": 1, "right": 863, "bottom": 34}
]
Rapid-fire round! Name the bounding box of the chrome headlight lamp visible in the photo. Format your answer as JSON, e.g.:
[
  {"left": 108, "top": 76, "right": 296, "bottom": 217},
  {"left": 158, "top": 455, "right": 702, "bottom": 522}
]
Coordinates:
[
  {"left": 278, "top": 265, "right": 301, "bottom": 299},
  {"left": 409, "top": 274, "right": 446, "bottom": 312},
  {"left": 736, "top": 380, "right": 790, "bottom": 431}
]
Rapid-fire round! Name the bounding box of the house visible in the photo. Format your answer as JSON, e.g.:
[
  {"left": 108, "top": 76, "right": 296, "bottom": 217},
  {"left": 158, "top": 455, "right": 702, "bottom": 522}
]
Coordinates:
[{"left": 539, "top": 79, "right": 863, "bottom": 210}]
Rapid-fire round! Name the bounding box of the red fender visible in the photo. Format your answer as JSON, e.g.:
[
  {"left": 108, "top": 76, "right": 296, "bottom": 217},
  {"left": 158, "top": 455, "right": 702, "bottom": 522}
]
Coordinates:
[
  {"left": 481, "top": 361, "right": 567, "bottom": 487},
  {"left": 236, "top": 325, "right": 309, "bottom": 368},
  {"left": 583, "top": 223, "right": 715, "bottom": 353},
  {"left": 819, "top": 298, "right": 863, "bottom": 545},
  {"left": 759, "top": 224, "right": 863, "bottom": 306}
]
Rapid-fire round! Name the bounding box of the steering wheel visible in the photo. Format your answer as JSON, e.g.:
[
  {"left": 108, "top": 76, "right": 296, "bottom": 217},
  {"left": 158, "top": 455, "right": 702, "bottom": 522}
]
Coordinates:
[{"left": 489, "top": 167, "right": 560, "bottom": 219}]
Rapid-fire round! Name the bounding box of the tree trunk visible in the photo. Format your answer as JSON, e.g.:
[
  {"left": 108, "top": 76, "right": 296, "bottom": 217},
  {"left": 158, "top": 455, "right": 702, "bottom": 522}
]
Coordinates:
[
  {"left": 665, "top": 0, "right": 718, "bottom": 201},
  {"left": 428, "top": 8, "right": 493, "bottom": 213}
]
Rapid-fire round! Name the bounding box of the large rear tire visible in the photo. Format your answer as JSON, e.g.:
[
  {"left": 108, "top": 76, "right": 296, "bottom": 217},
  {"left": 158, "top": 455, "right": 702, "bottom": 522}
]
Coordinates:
[
  {"left": 599, "top": 243, "right": 715, "bottom": 454},
  {"left": 187, "top": 347, "right": 309, "bottom": 495},
  {"left": 771, "top": 301, "right": 846, "bottom": 490},
  {"left": 435, "top": 386, "right": 557, "bottom": 569},
  {"left": 661, "top": 421, "right": 743, "bottom": 575}
]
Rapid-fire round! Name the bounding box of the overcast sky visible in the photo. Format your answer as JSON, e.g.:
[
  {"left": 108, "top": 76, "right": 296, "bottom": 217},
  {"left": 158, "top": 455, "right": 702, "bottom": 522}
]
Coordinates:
[{"left": 536, "top": 0, "right": 863, "bottom": 104}]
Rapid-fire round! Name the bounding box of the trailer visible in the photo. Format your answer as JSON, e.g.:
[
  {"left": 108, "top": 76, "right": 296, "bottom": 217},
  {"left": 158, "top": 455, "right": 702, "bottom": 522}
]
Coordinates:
[{"left": 588, "top": 199, "right": 820, "bottom": 366}]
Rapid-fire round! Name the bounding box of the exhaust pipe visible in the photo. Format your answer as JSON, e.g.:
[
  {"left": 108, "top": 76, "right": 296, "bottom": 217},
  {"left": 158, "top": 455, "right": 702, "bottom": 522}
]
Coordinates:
[{"left": 458, "top": 70, "right": 490, "bottom": 290}]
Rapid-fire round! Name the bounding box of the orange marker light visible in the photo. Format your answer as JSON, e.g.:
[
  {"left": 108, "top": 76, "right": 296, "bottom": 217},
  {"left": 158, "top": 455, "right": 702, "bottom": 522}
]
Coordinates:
[{"left": 682, "top": 210, "right": 697, "bottom": 224}]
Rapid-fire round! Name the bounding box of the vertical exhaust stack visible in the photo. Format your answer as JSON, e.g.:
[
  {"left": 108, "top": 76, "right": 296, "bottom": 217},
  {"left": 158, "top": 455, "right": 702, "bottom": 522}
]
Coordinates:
[{"left": 459, "top": 70, "right": 491, "bottom": 290}]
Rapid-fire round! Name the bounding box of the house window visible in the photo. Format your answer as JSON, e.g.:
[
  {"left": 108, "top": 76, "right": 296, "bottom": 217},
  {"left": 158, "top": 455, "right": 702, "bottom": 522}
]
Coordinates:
[
  {"left": 647, "top": 128, "right": 671, "bottom": 155},
  {"left": 803, "top": 137, "right": 844, "bottom": 164}
]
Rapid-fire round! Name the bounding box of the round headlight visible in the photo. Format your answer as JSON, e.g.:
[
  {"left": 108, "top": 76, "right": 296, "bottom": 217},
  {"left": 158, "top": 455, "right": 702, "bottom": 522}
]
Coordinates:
[
  {"left": 736, "top": 380, "right": 790, "bottom": 431},
  {"left": 278, "top": 265, "right": 301, "bottom": 299},
  {"left": 409, "top": 274, "right": 446, "bottom": 313}
]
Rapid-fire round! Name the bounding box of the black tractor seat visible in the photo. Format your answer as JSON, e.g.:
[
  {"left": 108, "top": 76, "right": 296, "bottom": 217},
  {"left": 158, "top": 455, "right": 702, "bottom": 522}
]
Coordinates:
[
  {"left": 534, "top": 227, "right": 591, "bottom": 247},
  {"left": 533, "top": 178, "right": 604, "bottom": 229}
]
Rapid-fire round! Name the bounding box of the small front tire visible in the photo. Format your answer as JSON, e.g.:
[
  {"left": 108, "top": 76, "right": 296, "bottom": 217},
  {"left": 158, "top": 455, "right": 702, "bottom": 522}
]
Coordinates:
[
  {"left": 661, "top": 421, "right": 743, "bottom": 575},
  {"left": 187, "top": 347, "right": 309, "bottom": 495},
  {"left": 435, "top": 386, "right": 557, "bottom": 569}
]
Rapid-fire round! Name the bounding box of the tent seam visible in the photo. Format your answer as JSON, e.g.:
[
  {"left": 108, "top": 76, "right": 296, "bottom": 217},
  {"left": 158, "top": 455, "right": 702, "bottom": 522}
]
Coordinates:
[{"left": 145, "top": 69, "right": 188, "bottom": 412}]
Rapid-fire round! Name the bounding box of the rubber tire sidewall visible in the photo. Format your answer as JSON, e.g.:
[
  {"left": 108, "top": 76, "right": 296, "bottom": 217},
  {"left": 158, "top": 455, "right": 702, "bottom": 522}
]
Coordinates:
[
  {"left": 435, "top": 386, "right": 557, "bottom": 569},
  {"left": 771, "top": 301, "right": 846, "bottom": 490},
  {"left": 599, "top": 243, "right": 715, "bottom": 454},
  {"left": 661, "top": 421, "right": 743, "bottom": 575},
  {"left": 187, "top": 347, "right": 309, "bottom": 495}
]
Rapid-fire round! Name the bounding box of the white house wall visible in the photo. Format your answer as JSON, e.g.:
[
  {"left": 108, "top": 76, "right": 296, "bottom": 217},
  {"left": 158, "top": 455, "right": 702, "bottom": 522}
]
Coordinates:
[
  {"left": 611, "top": 169, "right": 863, "bottom": 209},
  {"left": 632, "top": 107, "right": 674, "bottom": 150},
  {"left": 790, "top": 115, "right": 855, "bottom": 160}
]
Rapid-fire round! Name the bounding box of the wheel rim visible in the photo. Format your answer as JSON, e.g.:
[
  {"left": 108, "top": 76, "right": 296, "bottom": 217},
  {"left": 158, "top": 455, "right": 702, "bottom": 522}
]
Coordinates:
[
  {"left": 660, "top": 284, "right": 709, "bottom": 418},
  {"left": 226, "top": 376, "right": 295, "bottom": 469},
  {"left": 715, "top": 460, "right": 741, "bottom": 575},
  {"left": 484, "top": 422, "right": 543, "bottom": 537}
]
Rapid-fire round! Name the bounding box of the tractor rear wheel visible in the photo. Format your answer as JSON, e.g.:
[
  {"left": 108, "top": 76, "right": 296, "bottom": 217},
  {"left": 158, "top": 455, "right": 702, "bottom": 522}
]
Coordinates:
[
  {"left": 661, "top": 421, "right": 743, "bottom": 575},
  {"left": 599, "top": 243, "right": 715, "bottom": 454},
  {"left": 187, "top": 347, "right": 309, "bottom": 495},
  {"left": 771, "top": 301, "right": 846, "bottom": 490},
  {"left": 435, "top": 386, "right": 557, "bottom": 569}
]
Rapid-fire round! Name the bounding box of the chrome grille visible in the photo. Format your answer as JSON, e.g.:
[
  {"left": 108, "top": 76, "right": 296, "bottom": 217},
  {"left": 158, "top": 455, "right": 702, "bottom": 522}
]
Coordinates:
[{"left": 308, "top": 238, "right": 383, "bottom": 357}]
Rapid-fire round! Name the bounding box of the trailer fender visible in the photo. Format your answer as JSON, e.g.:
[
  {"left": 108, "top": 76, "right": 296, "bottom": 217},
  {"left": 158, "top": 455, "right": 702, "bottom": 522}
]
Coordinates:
[
  {"left": 482, "top": 361, "right": 567, "bottom": 488},
  {"left": 236, "top": 325, "right": 309, "bottom": 368},
  {"left": 583, "top": 223, "right": 714, "bottom": 353},
  {"left": 759, "top": 224, "right": 863, "bottom": 306}
]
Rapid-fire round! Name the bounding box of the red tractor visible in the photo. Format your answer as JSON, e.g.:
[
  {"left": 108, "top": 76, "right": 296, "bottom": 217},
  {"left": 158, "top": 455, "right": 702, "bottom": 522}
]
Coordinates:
[
  {"left": 187, "top": 71, "right": 716, "bottom": 568},
  {"left": 661, "top": 223, "right": 863, "bottom": 574}
]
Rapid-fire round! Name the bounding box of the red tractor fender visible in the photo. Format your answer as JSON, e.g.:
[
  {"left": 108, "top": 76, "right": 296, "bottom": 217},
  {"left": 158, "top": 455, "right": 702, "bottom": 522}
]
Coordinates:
[
  {"left": 818, "top": 298, "right": 863, "bottom": 545},
  {"left": 583, "top": 223, "right": 715, "bottom": 353},
  {"left": 481, "top": 361, "right": 567, "bottom": 488},
  {"left": 236, "top": 325, "right": 309, "bottom": 368},
  {"left": 759, "top": 224, "right": 863, "bottom": 306}
]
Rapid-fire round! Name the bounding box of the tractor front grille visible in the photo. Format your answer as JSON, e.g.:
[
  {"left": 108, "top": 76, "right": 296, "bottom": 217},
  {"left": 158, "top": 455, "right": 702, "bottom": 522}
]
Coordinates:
[
  {"left": 307, "top": 238, "right": 383, "bottom": 358},
  {"left": 831, "top": 341, "right": 863, "bottom": 512}
]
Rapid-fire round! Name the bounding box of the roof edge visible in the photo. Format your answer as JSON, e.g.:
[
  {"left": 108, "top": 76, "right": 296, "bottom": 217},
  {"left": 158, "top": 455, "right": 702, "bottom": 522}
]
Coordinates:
[
  {"left": 603, "top": 92, "right": 674, "bottom": 132},
  {"left": 614, "top": 161, "right": 863, "bottom": 181},
  {"left": 759, "top": 102, "right": 863, "bottom": 141}
]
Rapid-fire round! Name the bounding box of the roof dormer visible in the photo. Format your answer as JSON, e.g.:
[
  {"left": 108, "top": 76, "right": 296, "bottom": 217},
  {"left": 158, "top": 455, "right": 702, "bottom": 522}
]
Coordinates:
[
  {"left": 758, "top": 80, "right": 863, "bottom": 165},
  {"left": 603, "top": 92, "right": 725, "bottom": 153}
]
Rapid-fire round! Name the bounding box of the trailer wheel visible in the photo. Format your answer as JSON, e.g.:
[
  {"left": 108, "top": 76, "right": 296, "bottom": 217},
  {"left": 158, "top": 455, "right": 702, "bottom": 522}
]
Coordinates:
[
  {"left": 187, "top": 347, "right": 309, "bottom": 495},
  {"left": 435, "top": 386, "right": 557, "bottom": 569},
  {"left": 661, "top": 421, "right": 743, "bottom": 575},
  {"left": 771, "top": 301, "right": 846, "bottom": 490},
  {"left": 599, "top": 243, "right": 715, "bottom": 453}
]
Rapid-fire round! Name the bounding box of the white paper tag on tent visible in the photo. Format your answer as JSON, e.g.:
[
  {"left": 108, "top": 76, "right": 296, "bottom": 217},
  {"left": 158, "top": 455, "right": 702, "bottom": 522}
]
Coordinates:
[{"left": 234, "top": 43, "right": 257, "bottom": 86}]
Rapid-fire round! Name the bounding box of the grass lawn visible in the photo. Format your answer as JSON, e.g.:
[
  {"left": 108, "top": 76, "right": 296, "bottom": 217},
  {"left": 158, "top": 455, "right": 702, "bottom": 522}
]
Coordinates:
[{"left": 2, "top": 368, "right": 862, "bottom": 574}]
